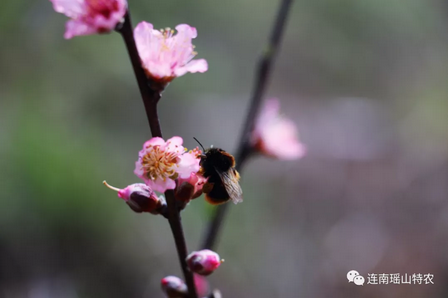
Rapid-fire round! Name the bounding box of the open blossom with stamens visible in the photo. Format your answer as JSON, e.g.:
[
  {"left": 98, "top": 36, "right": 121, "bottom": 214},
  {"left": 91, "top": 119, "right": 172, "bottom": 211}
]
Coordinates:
[
  {"left": 252, "top": 98, "right": 306, "bottom": 160},
  {"left": 134, "top": 137, "right": 201, "bottom": 193},
  {"left": 134, "top": 22, "right": 208, "bottom": 88},
  {"left": 49, "top": 0, "right": 127, "bottom": 39}
]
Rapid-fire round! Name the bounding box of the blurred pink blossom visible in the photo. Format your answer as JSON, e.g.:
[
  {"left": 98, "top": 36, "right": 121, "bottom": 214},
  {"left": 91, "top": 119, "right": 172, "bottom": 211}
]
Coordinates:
[
  {"left": 134, "top": 22, "right": 208, "bottom": 86},
  {"left": 134, "top": 137, "right": 201, "bottom": 193},
  {"left": 49, "top": 0, "right": 127, "bottom": 39},
  {"left": 252, "top": 98, "right": 306, "bottom": 160},
  {"left": 186, "top": 249, "right": 222, "bottom": 276}
]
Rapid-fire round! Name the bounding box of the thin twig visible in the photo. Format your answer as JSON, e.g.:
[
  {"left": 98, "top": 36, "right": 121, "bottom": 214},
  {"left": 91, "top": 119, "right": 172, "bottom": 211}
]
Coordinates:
[
  {"left": 201, "top": 0, "right": 295, "bottom": 250},
  {"left": 116, "top": 11, "right": 198, "bottom": 298}
]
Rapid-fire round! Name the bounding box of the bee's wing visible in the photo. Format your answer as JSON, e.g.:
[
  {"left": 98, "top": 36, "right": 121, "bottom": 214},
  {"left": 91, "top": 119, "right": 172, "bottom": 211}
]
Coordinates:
[{"left": 215, "top": 167, "right": 243, "bottom": 204}]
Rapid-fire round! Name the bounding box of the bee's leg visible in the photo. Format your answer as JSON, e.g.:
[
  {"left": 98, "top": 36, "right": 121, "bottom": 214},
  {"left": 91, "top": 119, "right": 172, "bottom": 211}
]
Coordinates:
[
  {"left": 233, "top": 168, "right": 240, "bottom": 180},
  {"left": 202, "top": 182, "right": 214, "bottom": 194}
]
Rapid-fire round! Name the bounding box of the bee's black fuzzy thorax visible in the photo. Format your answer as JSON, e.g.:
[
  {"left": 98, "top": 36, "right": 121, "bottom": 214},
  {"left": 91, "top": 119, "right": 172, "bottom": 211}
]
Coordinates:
[{"left": 200, "top": 148, "right": 235, "bottom": 176}]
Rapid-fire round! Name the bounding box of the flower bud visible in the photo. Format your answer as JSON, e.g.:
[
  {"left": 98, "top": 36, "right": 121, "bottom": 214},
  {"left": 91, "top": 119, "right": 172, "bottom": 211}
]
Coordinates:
[
  {"left": 175, "top": 172, "right": 206, "bottom": 202},
  {"left": 161, "top": 276, "right": 188, "bottom": 298},
  {"left": 103, "top": 181, "right": 166, "bottom": 214},
  {"left": 186, "top": 249, "right": 223, "bottom": 276}
]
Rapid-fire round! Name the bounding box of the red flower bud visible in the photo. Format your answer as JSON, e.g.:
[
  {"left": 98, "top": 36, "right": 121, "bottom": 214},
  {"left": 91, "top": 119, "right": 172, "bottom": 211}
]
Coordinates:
[
  {"left": 103, "top": 181, "right": 166, "bottom": 214},
  {"left": 161, "top": 276, "right": 187, "bottom": 298},
  {"left": 186, "top": 249, "right": 223, "bottom": 276}
]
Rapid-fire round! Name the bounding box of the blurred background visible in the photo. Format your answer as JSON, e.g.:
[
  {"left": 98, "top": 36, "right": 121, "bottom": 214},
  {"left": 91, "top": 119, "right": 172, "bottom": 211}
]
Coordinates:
[{"left": 2, "top": 0, "right": 448, "bottom": 297}]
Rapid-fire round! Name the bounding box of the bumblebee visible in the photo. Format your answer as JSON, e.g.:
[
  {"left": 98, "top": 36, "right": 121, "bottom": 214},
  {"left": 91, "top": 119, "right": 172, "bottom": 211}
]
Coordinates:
[{"left": 195, "top": 139, "right": 243, "bottom": 205}]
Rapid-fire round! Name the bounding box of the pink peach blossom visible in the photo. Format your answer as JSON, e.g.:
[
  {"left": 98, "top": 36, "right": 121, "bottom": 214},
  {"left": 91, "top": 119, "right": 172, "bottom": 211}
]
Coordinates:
[
  {"left": 134, "top": 22, "right": 208, "bottom": 85},
  {"left": 252, "top": 98, "right": 306, "bottom": 160},
  {"left": 49, "top": 0, "right": 127, "bottom": 39},
  {"left": 134, "top": 137, "right": 201, "bottom": 193}
]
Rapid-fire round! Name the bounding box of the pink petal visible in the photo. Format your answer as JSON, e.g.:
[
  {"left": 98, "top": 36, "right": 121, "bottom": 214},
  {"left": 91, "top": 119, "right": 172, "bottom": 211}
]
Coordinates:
[
  {"left": 253, "top": 98, "right": 306, "bottom": 160},
  {"left": 148, "top": 177, "right": 176, "bottom": 193},
  {"left": 134, "top": 21, "right": 155, "bottom": 44},
  {"left": 143, "top": 137, "right": 165, "bottom": 148},
  {"left": 64, "top": 19, "right": 97, "bottom": 39},
  {"left": 166, "top": 136, "right": 183, "bottom": 147},
  {"left": 174, "top": 59, "right": 208, "bottom": 77},
  {"left": 176, "top": 152, "right": 200, "bottom": 179},
  {"left": 263, "top": 118, "right": 306, "bottom": 159},
  {"left": 134, "top": 22, "right": 158, "bottom": 63},
  {"left": 175, "top": 24, "right": 198, "bottom": 39},
  {"left": 257, "top": 98, "right": 280, "bottom": 125},
  {"left": 134, "top": 160, "right": 145, "bottom": 177},
  {"left": 165, "top": 136, "right": 184, "bottom": 154},
  {"left": 50, "top": 0, "right": 85, "bottom": 18}
]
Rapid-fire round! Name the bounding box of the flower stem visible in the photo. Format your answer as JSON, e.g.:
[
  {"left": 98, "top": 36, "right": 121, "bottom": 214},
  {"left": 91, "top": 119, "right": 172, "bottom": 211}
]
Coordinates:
[
  {"left": 200, "top": 0, "right": 295, "bottom": 250},
  {"left": 116, "top": 11, "right": 198, "bottom": 298}
]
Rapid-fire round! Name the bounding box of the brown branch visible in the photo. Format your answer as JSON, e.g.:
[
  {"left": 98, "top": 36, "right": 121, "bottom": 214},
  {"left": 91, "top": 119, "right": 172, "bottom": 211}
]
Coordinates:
[
  {"left": 116, "top": 11, "right": 198, "bottom": 298},
  {"left": 201, "top": 0, "right": 295, "bottom": 250}
]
